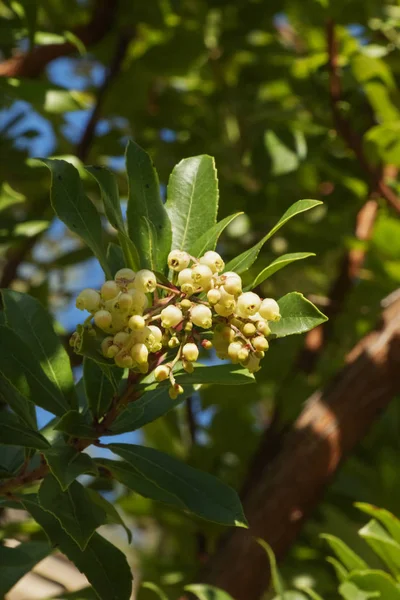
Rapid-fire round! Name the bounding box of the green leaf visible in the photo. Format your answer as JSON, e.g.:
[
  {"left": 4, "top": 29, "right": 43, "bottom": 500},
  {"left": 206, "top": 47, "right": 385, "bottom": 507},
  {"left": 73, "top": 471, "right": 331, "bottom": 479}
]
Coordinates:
[
  {"left": 142, "top": 364, "right": 254, "bottom": 391},
  {"left": 185, "top": 585, "right": 235, "bottom": 600},
  {"left": 321, "top": 534, "right": 368, "bottom": 571},
  {"left": 54, "top": 409, "right": 99, "bottom": 439},
  {"left": 38, "top": 475, "right": 107, "bottom": 550},
  {"left": 86, "top": 488, "right": 132, "bottom": 544},
  {"left": 301, "top": 589, "right": 325, "bottom": 600},
  {"left": 257, "top": 538, "right": 285, "bottom": 599},
  {"left": 269, "top": 293, "right": 328, "bottom": 338},
  {"left": 339, "top": 581, "right": 378, "bottom": 600},
  {"left": 166, "top": 155, "right": 218, "bottom": 253},
  {"left": 106, "top": 242, "right": 126, "bottom": 275},
  {"left": 40, "top": 159, "right": 111, "bottom": 278},
  {"left": 22, "top": 496, "right": 133, "bottom": 600},
  {"left": 264, "top": 129, "right": 306, "bottom": 176},
  {"left": 0, "top": 374, "right": 36, "bottom": 429},
  {"left": 0, "top": 410, "right": 50, "bottom": 449},
  {"left": 190, "top": 213, "right": 243, "bottom": 257},
  {"left": 225, "top": 200, "right": 322, "bottom": 274},
  {"left": 0, "top": 541, "right": 50, "bottom": 598},
  {"left": 0, "top": 445, "right": 25, "bottom": 478},
  {"left": 99, "top": 444, "right": 247, "bottom": 527},
  {"left": 327, "top": 557, "right": 349, "bottom": 582},
  {"left": 2, "top": 290, "right": 76, "bottom": 408},
  {"left": 355, "top": 503, "right": 400, "bottom": 545},
  {"left": 87, "top": 166, "right": 140, "bottom": 271},
  {"left": 345, "top": 570, "right": 400, "bottom": 599},
  {"left": 358, "top": 519, "right": 400, "bottom": 576},
  {"left": 74, "top": 324, "right": 115, "bottom": 365},
  {"left": 44, "top": 444, "right": 98, "bottom": 491},
  {"left": 109, "top": 385, "right": 194, "bottom": 435},
  {"left": 0, "top": 325, "right": 70, "bottom": 417},
  {"left": 247, "top": 253, "right": 315, "bottom": 290},
  {"left": 84, "top": 358, "right": 121, "bottom": 419},
  {"left": 126, "top": 140, "right": 172, "bottom": 270},
  {"left": 140, "top": 582, "right": 169, "bottom": 599}
]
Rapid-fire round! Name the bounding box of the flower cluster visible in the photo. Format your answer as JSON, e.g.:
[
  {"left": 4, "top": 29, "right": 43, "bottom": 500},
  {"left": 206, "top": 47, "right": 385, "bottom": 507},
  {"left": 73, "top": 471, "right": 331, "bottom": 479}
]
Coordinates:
[{"left": 71, "top": 250, "right": 280, "bottom": 399}]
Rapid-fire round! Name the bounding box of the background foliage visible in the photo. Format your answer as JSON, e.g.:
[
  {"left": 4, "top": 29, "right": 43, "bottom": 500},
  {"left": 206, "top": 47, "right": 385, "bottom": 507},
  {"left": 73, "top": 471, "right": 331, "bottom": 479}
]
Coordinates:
[{"left": 1, "top": 0, "right": 400, "bottom": 598}]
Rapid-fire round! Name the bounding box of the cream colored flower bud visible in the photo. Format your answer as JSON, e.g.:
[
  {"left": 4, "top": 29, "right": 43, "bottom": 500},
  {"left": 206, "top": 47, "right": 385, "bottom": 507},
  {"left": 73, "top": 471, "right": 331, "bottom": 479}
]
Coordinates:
[
  {"left": 129, "top": 315, "right": 145, "bottom": 330},
  {"left": 116, "top": 293, "right": 132, "bottom": 311},
  {"left": 214, "top": 301, "right": 235, "bottom": 317},
  {"left": 178, "top": 268, "right": 193, "bottom": 286},
  {"left": 161, "top": 305, "right": 183, "bottom": 328},
  {"left": 127, "top": 289, "right": 147, "bottom": 312},
  {"left": 191, "top": 264, "right": 213, "bottom": 290},
  {"left": 168, "top": 250, "right": 191, "bottom": 272},
  {"left": 101, "top": 336, "right": 114, "bottom": 357},
  {"left": 259, "top": 298, "right": 280, "bottom": 321},
  {"left": 168, "top": 336, "right": 180, "bottom": 348},
  {"left": 134, "top": 269, "right": 157, "bottom": 293},
  {"left": 236, "top": 292, "right": 261, "bottom": 317},
  {"left": 228, "top": 341, "right": 243, "bottom": 363},
  {"left": 113, "top": 331, "right": 130, "bottom": 346},
  {"left": 223, "top": 275, "right": 242, "bottom": 296},
  {"left": 183, "top": 360, "right": 194, "bottom": 373},
  {"left": 182, "top": 342, "right": 199, "bottom": 362},
  {"left": 133, "top": 326, "right": 152, "bottom": 344},
  {"left": 148, "top": 325, "right": 162, "bottom": 343},
  {"left": 115, "top": 268, "right": 136, "bottom": 285},
  {"left": 76, "top": 289, "right": 101, "bottom": 312},
  {"left": 115, "top": 352, "right": 133, "bottom": 368},
  {"left": 190, "top": 304, "right": 212, "bottom": 329},
  {"left": 155, "top": 364, "right": 170, "bottom": 382},
  {"left": 169, "top": 386, "right": 179, "bottom": 400},
  {"left": 253, "top": 336, "right": 269, "bottom": 351},
  {"left": 94, "top": 310, "right": 112, "bottom": 330},
  {"left": 237, "top": 347, "right": 250, "bottom": 362},
  {"left": 256, "top": 319, "right": 271, "bottom": 335},
  {"left": 215, "top": 324, "right": 235, "bottom": 341},
  {"left": 182, "top": 283, "right": 195, "bottom": 295},
  {"left": 200, "top": 251, "right": 225, "bottom": 273},
  {"left": 131, "top": 343, "right": 148, "bottom": 365},
  {"left": 207, "top": 288, "right": 221, "bottom": 305},
  {"left": 243, "top": 323, "right": 256, "bottom": 337},
  {"left": 107, "top": 344, "right": 119, "bottom": 358},
  {"left": 101, "top": 280, "right": 120, "bottom": 300}
]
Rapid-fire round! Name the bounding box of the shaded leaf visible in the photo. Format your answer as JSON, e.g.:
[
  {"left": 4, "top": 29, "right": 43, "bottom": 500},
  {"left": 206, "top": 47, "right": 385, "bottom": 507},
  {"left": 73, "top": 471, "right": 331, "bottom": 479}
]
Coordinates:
[
  {"left": 0, "top": 410, "right": 50, "bottom": 449},
  {"left": 258, "top": 538, "right": 285, "bottom": 599},
  {"left": 40, "top": 159, "right": 111, "bottom": 278},
  {"left": 0, "top": 541, "right": 50, "bottom": 598},
  {"left": 44, "top": 444, "right": 98, "bottom": 491},
  {"left": 84, "top": 358, "right": 122, "bottom": 419},
  {"left": 22, "top": 496, "right": 133, "bottom": 600},
  {"left": 2, "top": 290, "right": 76, "bottom": 408},
  {"left": 54, "top": 410, "right": 99, "bottom": 439},
  {"left": 345, "top": 570, "right": 400, "bottom": 599},
  {"left": 166, "top": 155, "right": 218, "bottom": 253},
  {"left": 99, "top": 444, "right": 247, "bottom": 527},
  {"left": 190, "top": 213, "right": 243, "bottom": 257},
  {"left": 355, "top": 503, "right": 400, "bottom": 545},
  {"left": 39, "top": 475, "right": 107, "bottom": 550},
  {"left": 86, "top": 488, "right": 132, "bottom": 543},
  {"left": 247, "top": 253, "right": 315, "bottom": 290},
  {"left": 269, "top": 293, "right": 328, "bottom": 338},
  {"left": 359, "top": 519, "right": 400, "bottom": 577},
  {"left": 225, "top": 200, "right": 322, "bottom": 274},
  {"left": 321, "top": 534, "right": 368, "bottom": 571}
]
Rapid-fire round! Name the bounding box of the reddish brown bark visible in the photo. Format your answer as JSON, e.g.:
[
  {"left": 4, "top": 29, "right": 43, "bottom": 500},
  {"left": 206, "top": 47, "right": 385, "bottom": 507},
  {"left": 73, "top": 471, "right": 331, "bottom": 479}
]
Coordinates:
[{"left": 202, "top": 294, "right": 400, "bottom": 600}]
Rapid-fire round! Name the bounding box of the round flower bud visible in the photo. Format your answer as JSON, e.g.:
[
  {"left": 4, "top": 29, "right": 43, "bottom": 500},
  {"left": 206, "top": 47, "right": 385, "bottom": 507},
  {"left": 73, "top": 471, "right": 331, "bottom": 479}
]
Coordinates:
[
  {"left": 199, "top": 251, "right": 225, "bottom": 273},
  {"left": 207, "top": 288, "right": 221, "bottom": 305},
  {"left": 107, "top": 344, "right": 119, "bottom": 358},
  {"left": 238, "top": 347, "right": 250, "bottom": 362},
  {"left": 257, "top": 320, "right": 271, "bottom": 335},
  {"left": 101, "top": 336, "right": 114, "bottom": 357},
  {"left": 115, "top": 352, "right": 133, "bottom": 368},
  {"left": 115, "top": 293, "right": 132, "bottom": 311},
  {"left": 259, "top": 298, "right": 281, "bottom": 321},
  {"left": 202, "top": 339, "right": 213, "bottom": 349},
  {"left": 243, "top": 323, "right": 256, "bottom": 337},
  {"left": 180, "top": 299, "right": 192, "bottom": 310},
  {"left": 148, "top": 325, "right": 162, "bottom": 344},
  {"left": 184, "top": 321, "right": 193, "bottom": 332},
  {"left": 214, "top": 301, "right": 235, "bottom": 317},
  {"left": 129, "top": 315, "right": 145, "bottom": 330},
  {"left": 115, "top": 268, "right": 136, "bottom": 285},
  {"left": 127, "top": 289, "right": 147, "bottom": 312},
  {"left": 181, "top": 283, "right": 195, "bottom": 295},
  {"left": 111, "top": 311, "right": 129, "bottom": 332},
  {"left": 190, "top": 304, "right": 212, "bottom": 329},
  {"left": 223, "top": 275, "right": 242, "bottom": 296},
  {"left": 131, "top": 327, "right": 151, "bottom": 345},
  {"left": 94, "top": 310, "right": 112, "bottom": 330},
  {"left": 168, "top": 250, "right": 191, "bottom": 272},
  {"left": 191, "top": 264, "right": 214, "bottom": 290},
  {"left": 101, "top": 280, "right": 120, "bottom": 300},
  {"left": 169, "top": 386, "right": 179, "bottom": 400},
  {"left": 183, "top": 360, "right": 194, "bottom": 373},
  {"left": 182, "top": 342, "right": 199, "bottom": 362},
  {"left": 253, "top": 335, "right": 269, "bottom": 351},
  {"left": 155, "top": 365, "right": 170, "bottom": 382},
  {"left": 236, "top": 292, "right": 261, "bottom": 317},
  {"left": 76, "top": 289, "right": 101, "bottom": 312},
  {"left": 131, "top": 343, "right": 148, "bottom": 365},
  {"left": 178, "top": 268, "right": 193, "bottom": 286},
  {"left": 113, "top": 331, "right": 130, "bottom": 346},
  {"left": 168, "top": 336, "right": 180, "bottom": 349},
  {"left": 134, "top": 269, "right": 157, "bottom": 293},
  {"left": 228, "top": 341, "right": 243, "bottom": 363},
  {"left": 161, "top": 305, "right": 183, "bottom": 328}
]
